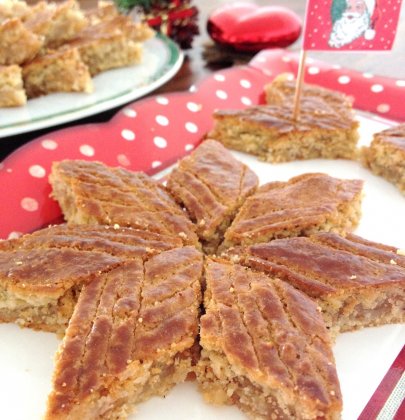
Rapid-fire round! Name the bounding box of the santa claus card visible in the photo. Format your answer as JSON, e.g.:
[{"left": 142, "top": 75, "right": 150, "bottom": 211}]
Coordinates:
[{"left": 303, "top": 0, "right": 403, "bottom": 50}]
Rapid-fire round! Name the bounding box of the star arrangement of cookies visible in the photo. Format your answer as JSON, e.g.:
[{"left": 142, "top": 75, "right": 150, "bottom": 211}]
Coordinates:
[
  {"left": 0, "top": 75, "right": 404, "bottom": 419},
  {"left": 1, "top": 0, "right": 404, "bottom": 419}
]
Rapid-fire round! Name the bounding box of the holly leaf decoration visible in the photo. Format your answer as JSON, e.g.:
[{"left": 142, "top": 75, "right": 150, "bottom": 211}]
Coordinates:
[
  {"left": 115, "top": 0, "right": 166, "bottom": 13},
  {"left": 114, "top": 0, "right": 199, "bottom": 49}
]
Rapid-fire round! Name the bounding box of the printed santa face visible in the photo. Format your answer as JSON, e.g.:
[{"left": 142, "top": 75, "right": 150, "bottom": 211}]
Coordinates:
[
  {"left": 303, "top": 0, "right": 400, "bottom": 51},
  {"left": 329, "top": 0, "right": 376, "bottom": 48}
]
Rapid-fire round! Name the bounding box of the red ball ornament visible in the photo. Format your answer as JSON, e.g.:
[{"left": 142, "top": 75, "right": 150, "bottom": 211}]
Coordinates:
[{"left": 207, "top": 2, "right": 302, "bottom": 52}]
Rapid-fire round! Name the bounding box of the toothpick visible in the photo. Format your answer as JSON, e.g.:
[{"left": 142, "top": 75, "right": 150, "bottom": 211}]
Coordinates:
[{"left": 292, "top": 50, "right": 307, "bottom": 121}]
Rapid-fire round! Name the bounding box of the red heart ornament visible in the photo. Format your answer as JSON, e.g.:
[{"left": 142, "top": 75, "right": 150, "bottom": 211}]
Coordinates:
[{"left": 207, "top": 2, "right": 302, "bottom": 52}]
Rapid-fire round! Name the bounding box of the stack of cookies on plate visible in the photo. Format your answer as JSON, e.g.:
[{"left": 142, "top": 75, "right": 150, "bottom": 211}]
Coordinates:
[
  {"left": 0, "top": 79, "right": 404, "bottom": 419},
  {"left": 0, "top": 0, "right": 154, "bottom": 107}
]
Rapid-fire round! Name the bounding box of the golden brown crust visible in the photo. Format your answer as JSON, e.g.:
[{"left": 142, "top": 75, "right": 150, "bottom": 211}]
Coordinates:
[
  {"left": 167, "top": 140, "right": 258, "bottom": 252},
  {"left": 66, "top": 15, "right": 146, "bottom": 76},
  {"left": 75, "top": 13, "right": 152, "bottom": 43},
  {"left": 362, "top": 124, "right": 405, "bottom": 194},
  {"left": 24, "top": 0, "right": 87, "bottom": 48},
  {"left": 46, "top": 246, "right": 203, "bottom": 419},
  {"left": 0, "top": 247, "right": 121, "bottom": 297},
  {"left": 0, "top": 244, "right": 122, "bottom": 333},
  {"left": 214, "top": 99, "right": 356, "bottom": 133},
  {"left": 221, "top": 173, "right": 363, "bottom": 249},
  {"left": 85, "top": 0, "right": 119, "bottom": 25},
  {"left": 22, "top": 47, "right": 93, "bottom": 98},
  {"left": 265, "top": 77, "right": 353, "bottom": 117},
  {"left": 237, "top": 233, "right": 405, "bottom": 297},
  {"left": 0, "top": 64, "right": 26, "bottom": 107},
  {"left": 0, "top": 18, "right": 43, "bottom": 65},
  {"left": 0, "top": 222, "right": 202, "bottom": 418},
  {"left": 0, "top": 0, "right": 32, "bottom": 23},
  {"left": 49, "top": 160, "right": 199, "bottom": 247},
  {"left": 372, "top": 124, "right": 405, "bottom": 151},
  {"left": 198, "top": 258, "right": 341, "bottom": 419},
  {"left": 209, "top": 78, "right": 359, "bottom": 163},
  {"left": 0, "top": 223, "right": 184, "bottom": 333},
  {"left": 228, "top": 233, "right": 405, "bottom": 334},
  {"left": 0, "top": 223, "right": 183, "bottom": 258}
]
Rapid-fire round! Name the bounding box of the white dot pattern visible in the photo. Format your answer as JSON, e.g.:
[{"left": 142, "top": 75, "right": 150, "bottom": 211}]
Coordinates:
[
  {"left": 396, "top": 80, "right": 405, "bottom": 87},
  {"left": 121, "top": 129, "right": 136, "bottom": 141},
  {"left": 151, "top": 161, "right": 162, "bottom": 168},
  {"left": 187, "top": 102, "right": 201, "bottom": 112},
  {"left": 214, "top": 74, "right": 225, "bottom": 82},
  {"left": 41, "top": 139, "right": 58, "bottom": 150},
  {"left": 241, "top": 97, "right": 252, "bottom": 106},
  {"left": 240, "top": 79, "right": 251, "bottom": 88},
  {"left": 338, "top": 75, "right": 351, "bottom": 84},
  {"left": 156, "top": 115, "right": 169, "bottom": 126},
  {"left": 123, "top": 108, "right": 137, "bottom": 118},
  {"left": 21, "top": 197, "right": 39, "bottom": 212},
  {"left": 363, "top": 73, "right": 374, "bottom": 79},
  {"left": 377, "top": 104, "right": 390, "bottom": 113},
  {"left": 29, "top": 165, "right": 46, "bottom": 178},
  {"left": 79, "top": 144, "right": 95, "bottom": 157},
  {"left": 7, "top": 231, "right": 22, "bottom": 240},
  {"left": 371, "top": 84, "right": 384, "bottom": 93},
  {"left": 308, "top": 66, "right": 320, "bottom": 75},
  {"left": 185, "top": 144, "right": 194, "bottom": 152},
  {"left": 185, "top": 122, "right": 198, "bottom": 133},
  {"left": 216, "top": 90, "right": 228, "bottom": 100},
  {"left": 156, "top": 96, "right": 169, "bottom": 105},
  {"left": 153, "top": 136, "right": 167, "bottom": 149}
]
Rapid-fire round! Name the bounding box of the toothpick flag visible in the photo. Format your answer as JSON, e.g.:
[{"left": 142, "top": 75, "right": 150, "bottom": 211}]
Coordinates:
[
  {"left": 293, "top": 0, "right": 403, "bottom": 119},
  {"left": 303, "top": 0, "right": 403, "bottom": 51}
]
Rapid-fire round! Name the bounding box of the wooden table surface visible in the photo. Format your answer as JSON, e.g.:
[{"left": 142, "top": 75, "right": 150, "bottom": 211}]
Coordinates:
[{"left": 1, "top": 0, "right": 404, "bottom": 160}]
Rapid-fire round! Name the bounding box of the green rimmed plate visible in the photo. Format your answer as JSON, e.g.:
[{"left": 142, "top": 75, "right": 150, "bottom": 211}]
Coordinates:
[{"left": 0, "top": 33, "right": 183, "bottom": 138}]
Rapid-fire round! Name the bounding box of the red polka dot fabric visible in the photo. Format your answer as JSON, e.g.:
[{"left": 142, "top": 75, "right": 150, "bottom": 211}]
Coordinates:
[
  {"left": 250, "top": 49, "right": 405, "bottom": 121},
  {"left": 1, "top": 48, "right": 404, "bottom": 239}
]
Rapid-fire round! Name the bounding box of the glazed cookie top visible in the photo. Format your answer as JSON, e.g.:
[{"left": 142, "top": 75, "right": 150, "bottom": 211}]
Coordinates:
[
  {"left": 229, "top": 232, "right": 405, "bottom": 298},
  {"left": 201, "top": 257, "right": 342, "bottom": 418}
]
